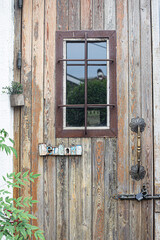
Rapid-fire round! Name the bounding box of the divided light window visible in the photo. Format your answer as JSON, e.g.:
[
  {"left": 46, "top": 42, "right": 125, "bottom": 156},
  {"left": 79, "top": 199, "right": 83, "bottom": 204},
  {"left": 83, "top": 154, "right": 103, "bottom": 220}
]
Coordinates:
[{"left": 56, "top": 31, "right": 117, "bottom": 138}]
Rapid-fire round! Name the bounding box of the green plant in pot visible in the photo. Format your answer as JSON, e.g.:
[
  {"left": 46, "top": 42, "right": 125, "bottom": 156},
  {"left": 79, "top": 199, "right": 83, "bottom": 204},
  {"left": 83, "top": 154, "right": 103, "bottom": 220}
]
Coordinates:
[
  {"left": 2, "top": 81, "right": 24, "bottom": 107},
  {"left": 0, "top": 129, "right": 45, "bottom": 239}
]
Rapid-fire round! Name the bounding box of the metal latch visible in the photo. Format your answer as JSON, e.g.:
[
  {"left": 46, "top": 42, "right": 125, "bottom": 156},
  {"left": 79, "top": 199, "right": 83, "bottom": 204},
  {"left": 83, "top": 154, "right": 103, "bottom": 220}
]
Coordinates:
[{"left": 114, "top": 185, "right": 160, "bottom": 202}]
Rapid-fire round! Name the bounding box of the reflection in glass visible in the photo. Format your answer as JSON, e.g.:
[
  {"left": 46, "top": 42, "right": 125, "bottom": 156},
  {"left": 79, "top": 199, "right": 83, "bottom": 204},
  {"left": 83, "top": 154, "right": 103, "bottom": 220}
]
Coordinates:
[
  {"left": 66, "top": 108, "right": 85, "bottom": 127},
  {"left": 66, "top": 66, "right": 85, "bottom": 104},
  {"left": 87, "top": 108, "right": 107, "bottom": 127},
  {"left": 65, "top": 40, "right": 108, "bottom": 127},
  {"left": 87, "top": 66, "right": 107, "bottom": 104}
]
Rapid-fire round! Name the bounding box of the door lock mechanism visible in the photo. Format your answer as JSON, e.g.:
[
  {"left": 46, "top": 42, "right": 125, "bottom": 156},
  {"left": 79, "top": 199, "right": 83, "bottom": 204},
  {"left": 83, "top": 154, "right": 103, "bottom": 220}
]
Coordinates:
[{"left": 129, "top": 117, "right": 146, "bottom": 181}]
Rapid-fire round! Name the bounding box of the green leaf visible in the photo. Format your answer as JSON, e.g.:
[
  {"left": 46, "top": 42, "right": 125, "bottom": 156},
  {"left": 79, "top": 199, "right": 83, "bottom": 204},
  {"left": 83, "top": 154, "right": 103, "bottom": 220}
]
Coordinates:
[
  {"left": 16, "top": 172, "right": 21, "bottom": 178},
  {"left": 2, "top": 176, "right": 6, "bottom": 181},
  {"left": 27, "top": 214, "right": 37, "bottom": 219},
  {"left": 32, "top": 174, "right": 41, "bottom": 179},
  {"left": 10, "top": 146, "right": 17, "bottom": 158},
  {"left": 9, "top": 138, "right": 14, "bottom": 144},
  {"left": 22, "top": 170, "right": 29, "bottom": 178}
]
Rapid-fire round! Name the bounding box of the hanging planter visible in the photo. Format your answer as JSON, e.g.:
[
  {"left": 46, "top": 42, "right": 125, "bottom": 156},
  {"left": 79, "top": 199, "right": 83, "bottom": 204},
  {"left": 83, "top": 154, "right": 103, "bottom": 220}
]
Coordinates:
[
  {"left": 2, "top": 81, "right": 24, "bottom": 107},
  {"left": 10, "top": 94, "right": 24, "bottom": 107}
]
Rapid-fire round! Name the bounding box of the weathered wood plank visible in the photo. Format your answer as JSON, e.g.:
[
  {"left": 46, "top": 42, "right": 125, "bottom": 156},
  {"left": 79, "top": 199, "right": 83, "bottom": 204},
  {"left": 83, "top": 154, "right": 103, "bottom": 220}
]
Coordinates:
[
  {"left": 32, "top": 0, "right": 44, "bottom": 231},
  {"left": 44, "top": 158, "right": 56, "bottom": 240},
  {"left": 44, "top": 0, "right": 56, "bottom": 238},
  {"left": 20, "top": 0, "right": 33, "bottom": 209},
  {"left": 93, "top": 0, "right": 104, "bottom": 30},
  {"left": 68, "top": 138, "right": 82, "bottom": 240},
  {"left": 56, "top": 138, "right": 69, "bottom": 240},
  {"left": 140, "top": 0, "right": 153, "bottom": 239},
  {"left": 105, "top": 138, "right": 117, "bottom": 240},
  {"left": 92, "top": 138, "right": 105, "bottom": 240},
  {"left": 81, "top": 0, "right": 92, "bottom": 30},
  {"left": 57, "top": 0, "right": 69, "bottom": 30},
  {"left": 128, "top": 0, "right": 141, "bottom": 239},
  {"left": 155, "top": 213, "right": 160, "bottom": 240},
  {"left": 104, "top": 2, "right": 117, "bottom": 240},
  {"left": 13, "top": 0, "right": 21, "bottom": 199},
  {"left": 152, "top": 0, "right": 160, "bottom": 216},
  {"left": 68, "top": 0, "right": 80, "bottom": 30},
  {"left": 81, "top": 138, "right": 92, "bottom": 240},
  {"left": 116, "top": 0, "right": 129, "bottom": 239},
  {"left": 104, "top": 0, "right": 116, "bottom": 30},
  {"left": 152, "top": 0, "right": 160, "bottom": 236}
]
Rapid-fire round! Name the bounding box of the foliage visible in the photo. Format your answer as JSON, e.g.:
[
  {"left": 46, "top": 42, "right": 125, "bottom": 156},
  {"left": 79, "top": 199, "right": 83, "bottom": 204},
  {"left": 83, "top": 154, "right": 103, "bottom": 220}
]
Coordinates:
[
  {"left": 2, "top": 82, "right": 23, "bottom": 95},
  {"left": 0, "top": 129, "right": 45, "bottom": 240},
  {"left": 66, "top": 79, "right": 107, "bottom": 126},
  {"left": 0, "top": 129, "right": 17, "bottom": 158}
]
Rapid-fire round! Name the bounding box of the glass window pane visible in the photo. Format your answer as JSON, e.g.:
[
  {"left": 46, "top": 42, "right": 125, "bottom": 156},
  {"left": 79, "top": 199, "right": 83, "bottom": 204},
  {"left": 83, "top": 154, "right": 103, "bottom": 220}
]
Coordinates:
[
  {"left": 67, "top": 42, "right": 85, "bottom": 64},
  {"left": 87, "top": 108, "right": 107, "bottom": 127},
  {"left": 87, "top": 66, "right": 107, "bottom": 104},
  {"left": 88, "top": 41, "right": 107, "bottom": 59},
  {"left": 66, "top": 66, "right": 85, "bottom": 104},
  {"left": 66, "top": 108, "right": 85, "bottom": 127}
]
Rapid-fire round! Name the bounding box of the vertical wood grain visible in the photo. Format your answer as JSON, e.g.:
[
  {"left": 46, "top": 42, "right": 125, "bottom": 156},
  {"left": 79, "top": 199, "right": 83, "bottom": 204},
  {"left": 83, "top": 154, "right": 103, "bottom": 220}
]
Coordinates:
[
  {"left": 13, "top": 0, "right": 21, "bottom": 199},
  {"left": 68, "top": 138, "right": 82, "bottom": 240},
  {"left": 21, "top": 0, "right": 32, "bottom": 204},
  {"left": 32, "top": 0, "right": 44, "bottom": 231},
  {"left": 105, "top": 138, "right": 117, "bottom": 240},
  {"left": 56, "top": 138, "right": 69, "bottom": 240},
  {"left": 81, "top": 0, "right": 92, "bottom": 30},
  {"left": 140, "top": 0, "right": 153, "bottom": 239},
  {"left": 80, "top": 4, "right": 92, "bottom": 239},
  {"left": 44, "top": 0, "right": 56, "bottom": 238},
  {"left": 56, "top": 2, "right": 69, "bottom": 239},
  {"left": 93, "top": 0, "right": 104, "bottom": 29},
  {"left": 128, "top": 0, "right": 141, "bottom": 239},
  {"left": 81, "top": 138, "right": 92, "bottom": 240},
  {"left": 69, "top": 0, "right": 80, "bottom": 30},
  {"left": 57, "top": 0, "right": 68, "bottom": 30},
  {"left": 104, "top": 0, "right": 116, "bottom": 30},
  {"left": 92, "top": 138, "right": 105, "bottom": 240},
  {"left": 104, "top": 2, "right": 117, "bottom": 239},
  {"left": 152, "top": 0, "right": 160, "bottom": 236},
  {"left": 116, "top": 0, "right": 129, "bottom": 239}
]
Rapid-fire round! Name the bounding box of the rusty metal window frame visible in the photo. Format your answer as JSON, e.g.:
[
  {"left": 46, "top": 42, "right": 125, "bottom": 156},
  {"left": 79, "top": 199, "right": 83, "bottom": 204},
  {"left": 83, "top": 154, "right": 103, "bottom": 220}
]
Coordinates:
[{"left": 56, "top": 31, "right": 117, "bottom": 138}]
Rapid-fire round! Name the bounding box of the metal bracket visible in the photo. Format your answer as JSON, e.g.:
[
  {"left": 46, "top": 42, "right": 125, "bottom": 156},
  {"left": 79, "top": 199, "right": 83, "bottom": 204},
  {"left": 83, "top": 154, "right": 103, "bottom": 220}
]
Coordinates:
[
  {"left": 18, "top": 0, "right": 23, "bottom": 8},
  {"left": 129, "top": 116, "right": 146, "bottom": 133},
  {"left": 17, "top": 51, "right": 22, "bottom": 69}
]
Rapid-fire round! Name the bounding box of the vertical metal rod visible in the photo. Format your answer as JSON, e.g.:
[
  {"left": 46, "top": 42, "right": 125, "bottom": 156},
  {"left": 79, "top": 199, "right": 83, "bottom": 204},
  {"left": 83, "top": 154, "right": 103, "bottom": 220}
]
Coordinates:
[{"left": 84, "top": 33, "right": 88, "bottom": 135}]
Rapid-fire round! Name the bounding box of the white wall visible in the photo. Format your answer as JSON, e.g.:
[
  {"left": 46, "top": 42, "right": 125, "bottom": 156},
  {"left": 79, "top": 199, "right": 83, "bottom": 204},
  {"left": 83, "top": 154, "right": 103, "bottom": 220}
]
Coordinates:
[{"left": 0, "top": 1, "right": 14, "bottom": 184}]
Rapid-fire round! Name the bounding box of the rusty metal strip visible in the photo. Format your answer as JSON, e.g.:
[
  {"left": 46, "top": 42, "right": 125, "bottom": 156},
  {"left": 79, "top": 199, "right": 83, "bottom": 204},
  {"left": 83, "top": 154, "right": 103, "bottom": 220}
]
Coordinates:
[
  {"left": 58, "top": 58, "right": 114, "bottom": 62},
  {"left": 85, "top": 32, "right": 88, "bottom": 135},
  {"left": 58, "top": 104, "right": 115, "bottom": 108},
  {"left": 67, "top": 63, "right": 107, "bottom": 66}
]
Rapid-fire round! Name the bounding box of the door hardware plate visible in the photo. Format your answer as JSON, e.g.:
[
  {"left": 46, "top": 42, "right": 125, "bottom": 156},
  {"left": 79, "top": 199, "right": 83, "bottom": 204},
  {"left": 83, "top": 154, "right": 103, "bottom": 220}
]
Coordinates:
[
  {"left": 129, "top": 117, "right": 146, "bottom": 133},
  {"left": 129, "top": 164, "right": 146, "bottom": 181}
]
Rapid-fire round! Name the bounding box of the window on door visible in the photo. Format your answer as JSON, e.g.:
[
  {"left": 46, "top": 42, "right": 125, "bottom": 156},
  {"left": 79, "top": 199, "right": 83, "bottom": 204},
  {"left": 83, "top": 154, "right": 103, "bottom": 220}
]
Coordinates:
[{"left": 56, "top": 31, "right": 117, "bottom": 138}]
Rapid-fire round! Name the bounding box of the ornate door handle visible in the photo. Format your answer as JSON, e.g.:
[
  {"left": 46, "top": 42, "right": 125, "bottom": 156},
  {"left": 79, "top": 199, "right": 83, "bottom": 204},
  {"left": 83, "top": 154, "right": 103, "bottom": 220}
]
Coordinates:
[{"left": 129, "top": 117, "right": 146, "bottom": 181}]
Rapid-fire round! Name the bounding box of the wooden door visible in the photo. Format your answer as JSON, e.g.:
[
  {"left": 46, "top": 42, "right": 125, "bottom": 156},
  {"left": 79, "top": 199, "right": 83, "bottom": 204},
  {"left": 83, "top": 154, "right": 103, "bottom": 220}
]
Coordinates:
[{"left": 13, "top": 0, "right": 158, "bottom": 239}]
